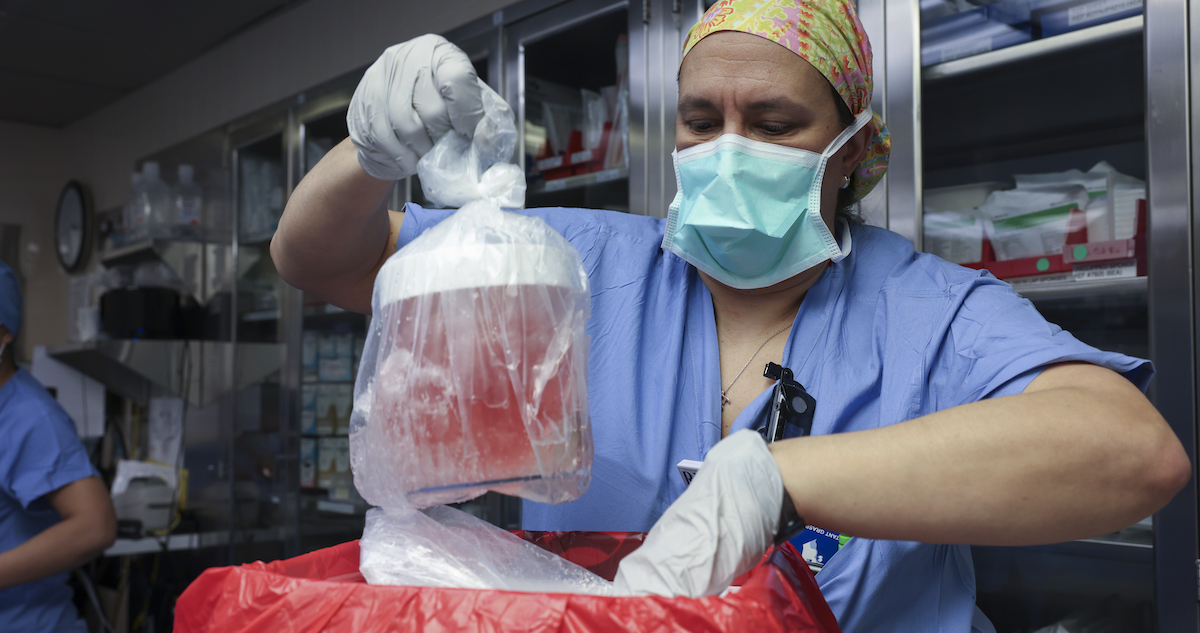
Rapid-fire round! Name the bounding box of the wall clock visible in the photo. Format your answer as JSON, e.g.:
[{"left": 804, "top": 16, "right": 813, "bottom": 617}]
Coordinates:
[{"left": 55, "top": 181, "right": 92, "bottom": 273}]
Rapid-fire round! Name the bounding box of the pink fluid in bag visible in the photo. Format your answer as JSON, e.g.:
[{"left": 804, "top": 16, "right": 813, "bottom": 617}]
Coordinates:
[{"left": 368, "top": 246, "right": 591, "bottom": 507}]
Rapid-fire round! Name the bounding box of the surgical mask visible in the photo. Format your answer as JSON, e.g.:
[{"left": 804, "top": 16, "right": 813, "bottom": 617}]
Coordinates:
[{"left": 662, "top": 109, "right": 874, "bottom": 289}]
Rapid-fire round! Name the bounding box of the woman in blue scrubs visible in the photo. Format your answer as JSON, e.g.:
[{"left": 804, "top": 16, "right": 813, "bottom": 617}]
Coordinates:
[
  {"left": 0, "top": 261, "right": 117, "bottom": 632},
  {"left": 271, "top": 1, "right": 1189, "bottom": 629}
]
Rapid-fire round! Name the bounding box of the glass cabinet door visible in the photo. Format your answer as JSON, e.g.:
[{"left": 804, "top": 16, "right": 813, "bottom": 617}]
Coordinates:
[
  {"left": 234, "top": 131, "right": 287, "bottom": 344},
  {"left": 507, "top": 0, "right": 632, "bottom": 213},
  {"left": 914, "top": 4, "right": 1152, "bottom": 631},
  {"left": 230, "top": 124, "right": 294, "bottom": 563},
  {"left": 293, "top": 102, "right": 378, "bottom": 551}
]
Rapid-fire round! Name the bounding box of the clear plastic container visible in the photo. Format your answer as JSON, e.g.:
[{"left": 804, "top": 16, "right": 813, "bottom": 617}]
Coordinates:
[
  {"left": 172, "top": 164, "right": 204, "bottom": 240},
  {"left": 139, "top": 161, "right": 172, "bottom": 239},
  {"left": 351, "top": 204, "right": 592, "bottom": 509},
  {"left": 123, "top": 172, "right": 147, "bottom": 242}
]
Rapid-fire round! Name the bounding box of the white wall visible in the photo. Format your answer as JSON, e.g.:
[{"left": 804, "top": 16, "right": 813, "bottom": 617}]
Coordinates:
[
  {"left": 68, "top": 0, "right": 514, "bottom": 212},
  {"left": 0, "top": 121, "right": 71, "bottom": 357},
  {"left": 9, "top": 0, "right": 514, "bottom": 350}
]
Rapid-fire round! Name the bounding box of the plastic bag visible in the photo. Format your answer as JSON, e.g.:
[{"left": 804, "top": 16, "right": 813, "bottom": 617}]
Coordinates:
[
  {"left": 359, "top": 505, "right": 611, "bottom": 594},
  {"left": 417, "top": 87, "right": 525, "bottom": 209},
  {"left": 350, "top": 201, "right": 592, "bottom": 510},
  {"left": 174, "top": 533, "right": 842, "bottom": 633},
  {"left": 977, "top": 185, "right": 1089, "bottom": 260}
]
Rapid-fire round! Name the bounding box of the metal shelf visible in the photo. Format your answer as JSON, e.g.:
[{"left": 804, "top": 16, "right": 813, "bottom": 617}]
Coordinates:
[
  {"left": 105, "top": 527, "right": 292, "bottom": 557},
  {"left": 242, "top": 309, "right": 281, "bottom": 322},
  {"left": 924, "top": 16, "right": 1143, "bottom": 81},
  {"left": 303, "top": 303, "right": 346, "bottom": 317},
  {"left": 48, "top": 339, "right": 283, "bottom": 407},
  {"left": 1009, "top": 275, "right": 1147, "bottom": 301},
  {"left": 528, "top": 167, "right": 628, "bottom": 194},
  {"left": 99, "top": 238, "right": 251, "bottom": 306}
]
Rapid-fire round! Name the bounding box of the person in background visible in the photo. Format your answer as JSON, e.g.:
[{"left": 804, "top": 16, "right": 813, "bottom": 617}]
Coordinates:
[
  {"left": 0, "top": 260, "right": 117, "bottom": 632},
  {"left": 272, "top": 1, "right": 1189, "bottom": 629}
]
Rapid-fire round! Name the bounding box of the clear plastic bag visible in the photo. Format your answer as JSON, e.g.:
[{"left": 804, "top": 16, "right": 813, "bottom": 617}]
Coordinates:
[
  {"left": 417, "top": 86, "right": 525, "bottom": 209},
  {"left": 350, "top": 199, "right": 592, "bottom": 509},
  {"left": 359, "top": 505, "right": 612, "bottom": 594},
  {"left": 353, "top": 77, "right": 592, "bottom": 593}
]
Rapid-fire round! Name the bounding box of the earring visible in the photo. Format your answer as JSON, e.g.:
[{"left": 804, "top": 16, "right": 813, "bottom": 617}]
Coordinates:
[{"left": 841, "top": 175, "right": 851, "bottom": 190}]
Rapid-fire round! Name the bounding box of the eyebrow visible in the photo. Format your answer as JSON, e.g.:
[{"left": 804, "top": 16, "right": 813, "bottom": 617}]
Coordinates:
[
  {"left": 677, "top": 95, "right": 809, "bottom": 113},
  {"left": 678, "top": 96, "right": 718, "bottom": 111},
  {"left": 745, "top": 97, "right": 806, "bottom": 112}
]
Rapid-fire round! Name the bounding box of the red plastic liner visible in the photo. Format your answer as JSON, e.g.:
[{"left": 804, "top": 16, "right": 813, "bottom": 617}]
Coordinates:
[{"left": 175, "top": 531, "right": 840, "bottom": 633}]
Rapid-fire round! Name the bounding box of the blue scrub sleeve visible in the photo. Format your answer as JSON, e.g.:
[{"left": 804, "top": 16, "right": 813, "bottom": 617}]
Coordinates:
[
  {"left": 1, "top": 404, "right": 97, "bottom": 509},
  {"left": 933, "top": 277, "right": 1151, "bottom": 407}
]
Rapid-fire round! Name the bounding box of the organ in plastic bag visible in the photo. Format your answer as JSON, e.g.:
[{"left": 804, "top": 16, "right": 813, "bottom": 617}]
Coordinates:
[
  {"left": 350, "top": 202, "right": 592, "bottom": 510},
  {"left": 174, "top": 533, "right": 842, "bottom": 633}
]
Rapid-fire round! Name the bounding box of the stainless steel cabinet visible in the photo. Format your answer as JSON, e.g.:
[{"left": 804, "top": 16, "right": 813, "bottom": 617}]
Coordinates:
[{"left": 864, "top": 0, "right": 1197, "bottom": 629}]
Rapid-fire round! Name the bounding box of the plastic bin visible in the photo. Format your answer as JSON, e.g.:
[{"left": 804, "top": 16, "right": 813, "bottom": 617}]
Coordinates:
[
  {"left": 921, "top": 2, "right": 1034, "bottom": 66},
  {"left": 174, "top": 531, "right": 841, "bottom": 633},
  {"left": 1035, "top": 0, "right": 1142, "bottom": 37}
]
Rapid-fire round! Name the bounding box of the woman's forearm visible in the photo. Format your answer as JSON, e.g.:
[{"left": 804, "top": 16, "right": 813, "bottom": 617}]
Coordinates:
[
  {"left": 769, "top": 362, "right": 1190, "bottom": 546},
  {"left": 271, "top": 138, "right": 398, "bottom": 313},
  {"left": 0, "top": 477, "right": 116, "bottom": 590},
  {"left": 0, "top": 515, "right": 113, "bottom": 589}
]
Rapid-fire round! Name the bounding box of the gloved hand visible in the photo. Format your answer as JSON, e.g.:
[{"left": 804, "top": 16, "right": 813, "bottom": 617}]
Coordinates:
[
  {"left": 348, "top": 34, "right": 502, "bottom": 181},
  {"left": 612, "top": 429, "right": 785, "bottom": 597}
]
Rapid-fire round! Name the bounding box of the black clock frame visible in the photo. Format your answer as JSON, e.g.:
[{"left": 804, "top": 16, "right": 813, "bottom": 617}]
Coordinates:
[{"left": 54, "top": 180, "right": 93, "bottom": 273}]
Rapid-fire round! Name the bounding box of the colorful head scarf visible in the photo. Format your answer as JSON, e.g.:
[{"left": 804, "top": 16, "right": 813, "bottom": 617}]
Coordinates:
[{"left": 682, "top": 0, "right": 890, "bottom": 204}]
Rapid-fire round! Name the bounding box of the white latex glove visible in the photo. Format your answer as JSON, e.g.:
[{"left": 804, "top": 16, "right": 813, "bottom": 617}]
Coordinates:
[
  {"left": 612, "top": 430, "right": 784, "bottom": 597},
  {"left": 348, "top": 34, "right": 496, "bottom": 181}
]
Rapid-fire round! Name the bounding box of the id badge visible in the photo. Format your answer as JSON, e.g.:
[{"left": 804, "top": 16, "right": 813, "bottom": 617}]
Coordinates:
[{"left": 790, "top": 525, "right": 851, "bottom": 572}]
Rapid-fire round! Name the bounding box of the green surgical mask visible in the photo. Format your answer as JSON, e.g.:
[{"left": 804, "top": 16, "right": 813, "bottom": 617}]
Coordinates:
[{"left": 662, "top": 109, "right": 872, "bottom": 289}]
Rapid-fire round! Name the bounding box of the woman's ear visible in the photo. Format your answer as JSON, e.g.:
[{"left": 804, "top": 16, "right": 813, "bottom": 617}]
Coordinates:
[{"left": 839, "top": 125, "right": 872, "bottom": 180}]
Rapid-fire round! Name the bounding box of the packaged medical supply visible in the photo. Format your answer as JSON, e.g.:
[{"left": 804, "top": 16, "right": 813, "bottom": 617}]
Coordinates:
[
  {"left": 315, "top": 385, "right": 336, "bottom": 435},
  {"left": 1034, "top": 0, "right": 1142, "bottom": 37},
  {"left": 1013, "top": 161, "right": 1144, "bottom": 242},
  {"left": 332, "top": 384, "right": 352, "bottom": 434},
  {"left": 977, "top": 185, "right": 1089, "bottom": 260},
  {"left": 924, "top": 181, "right": 1008, "bottom": 213},
  {"left": 301, "top": 332, "right": 317, "bottom": 381},
  {"left": 300, "top": 438, "right": 317, "bottom": 488},
  {"left": 924, "top": 210, "right": 986, "bottom": 264},
  {"left": 921, "top": 1, "right": 1033, "bottom": 66},
  {"left": 923, "top": 182, "right": 1006, "bottom": 264}
]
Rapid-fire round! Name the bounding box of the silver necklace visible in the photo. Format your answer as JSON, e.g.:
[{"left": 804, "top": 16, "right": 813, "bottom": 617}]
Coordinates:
[{"left": 721, "top": 323, "right": 792, "bottom": 410}]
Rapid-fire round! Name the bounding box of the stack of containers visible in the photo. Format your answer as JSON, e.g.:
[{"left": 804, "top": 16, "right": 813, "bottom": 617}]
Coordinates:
[
  {"left": 299, "top": 327, "right": 366, "bottom": 508},
  {"left": 920, "top": 0, "right": 1033, "bottom": 66},
  {"left": 920, "top": 0, "right": 1143, "bottom": 69}
]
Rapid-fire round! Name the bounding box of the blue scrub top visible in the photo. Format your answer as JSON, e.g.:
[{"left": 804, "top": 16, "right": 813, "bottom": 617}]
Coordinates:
[
  {"left": 396, "top": 204, "right": 1149, "bottom": 632},
  {"left": 0, "top": 368, "right": 96, "bottom": 633}
]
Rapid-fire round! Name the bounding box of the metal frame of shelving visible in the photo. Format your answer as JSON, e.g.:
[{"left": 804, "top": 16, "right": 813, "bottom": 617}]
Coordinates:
[
  {"left": 868, "top": 0, "right": 1199, "bottom": 629},
  {"left": 1149, "top": 0, "right": 1199, "bottom": 629}
]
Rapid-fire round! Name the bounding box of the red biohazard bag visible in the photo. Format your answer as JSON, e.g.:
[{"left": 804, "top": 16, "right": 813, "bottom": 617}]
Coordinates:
[{"left": 174, "top": 531, "right": 841, "bottom": 633}]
